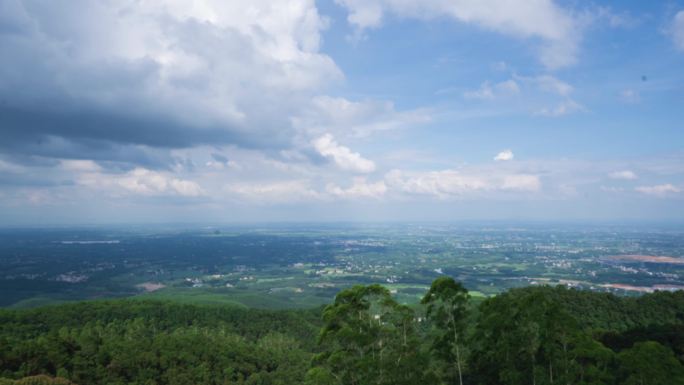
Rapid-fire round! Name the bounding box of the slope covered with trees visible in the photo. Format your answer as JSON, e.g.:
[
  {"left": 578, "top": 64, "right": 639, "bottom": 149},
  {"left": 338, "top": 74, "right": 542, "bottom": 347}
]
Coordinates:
[
  {"left": 1, "top": 281, "right": 683, "bottom": 385},
  {"left": 0, "top": 301, "right": 320, "bottom": 384}
]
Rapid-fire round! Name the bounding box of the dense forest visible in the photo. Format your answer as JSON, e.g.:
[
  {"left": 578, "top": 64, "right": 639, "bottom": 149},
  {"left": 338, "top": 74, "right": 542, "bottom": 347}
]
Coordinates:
[{"left": 1, "top": 279, "right": 683, "bottom": 385}]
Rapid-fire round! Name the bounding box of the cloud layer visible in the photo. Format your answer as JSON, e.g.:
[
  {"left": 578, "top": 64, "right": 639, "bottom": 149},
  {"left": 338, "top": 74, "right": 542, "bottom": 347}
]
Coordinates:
[
  {"left": 335, "top": 0, "right": 580, "bottom": 68},
  {"left": 313, "top": 134, "right": 376, "bottom": 173},
  {"left": 672, "top": 11, "right": 684, "bottom": 51},
  {"left": 0, "top": 1, "right": 682, "bottom": 223},
  {"left": 0, "top": 0, "right": 340, "bottom": 160}
]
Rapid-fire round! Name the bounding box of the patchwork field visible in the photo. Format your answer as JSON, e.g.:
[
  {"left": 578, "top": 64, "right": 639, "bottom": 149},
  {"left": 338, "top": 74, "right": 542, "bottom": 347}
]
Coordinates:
[{"left": 1, "top": 223, "right": 683, "bottom": 308}]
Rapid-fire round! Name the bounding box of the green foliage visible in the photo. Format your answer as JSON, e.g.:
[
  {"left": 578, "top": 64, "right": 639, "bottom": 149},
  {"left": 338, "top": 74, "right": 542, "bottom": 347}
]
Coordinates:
[
  {"left": 532, "top": 287, "right": 684, "bottom": 331},
  {"left": 618, "top": 341, "right": 684, "bottom": 385},
  {"left": 470, "top": 287, "right": 577, "bottom": 385},
  {"left": 1, "top": 283, "right": 683, "bottom": 385},
  {"left": 421, "top": 276, "right": 470, "bottom": 385},
  {"left": 0, "top": 300, "right": 320, "bottom": 385},
  {"left": 314, "top": 284, "right": 433, "bottom": 385},
  {"left": 469, "top": 286, "right": 684, "bottom": 385},
  {"left": 0, "top": 376, "right": 73, "bottom": 385},
  {"left": 304, "top": 367, "right": 338, "bottom": 385},
  {"left": 567, "top": 333, "right": 615, "bottom": 385}
]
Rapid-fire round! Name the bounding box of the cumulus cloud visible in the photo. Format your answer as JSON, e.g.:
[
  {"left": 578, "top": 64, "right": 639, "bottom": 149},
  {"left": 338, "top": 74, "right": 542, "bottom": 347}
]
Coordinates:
[
  {"left": 326, "top": 178, "right": 387, "bottom": 199},
  {"left": 521, "top": 74, "right": 574, "bottom": 96},
  {"left": 78, "top": 168, "right": 203, "bottom": 197},
  {"left": 224, "top": 180, "right": 320, "bottom": 203},
  {"left": 335, "top": 0, "right": 581, "bottom": 68},
  {"left": 385, "top": 169, "right": 540, "bottom": 198},
  {"left": 464, "top": 80, "right": 520, "bottom": 100},
  {"left": 0, "top": 0, "right": 341, "bottom": 160},
  {"left": 465, "top": 74, "right": 582, "bottom": 118},
  {"left": 501, "top": 174, "right": 541, "bottom": 191},
  {"left": 313, "top": 134, "right": 376, "bottom": 173},
  {"left": 535, "top": 99, "right": 585, "bottom": 117},
  {"left": 589, "top": 6, "right": 640, "bottom": 29},
  {"left": 494, "top": 150, "right": 514, "bottom": 161},
  {"left": 385, "top": 169, "right": 487, "bottom": 198},
  {"left": 293, "top": 96, "right": 431, "bottom": 138},
  {"left": 635, "top": 184, "right": 681, "bottom": 196},
  {"left": 608, "top": 170, "right": 638, "bottom": 180},
  {"left": 60, "top": 160, "right": 102, "bottom": 173},
  {"left": 1, "top": 0, "right": 681, "bottom": 222},
  {"left": 672, "top": 11, "right": 684, "bottom": 51}
]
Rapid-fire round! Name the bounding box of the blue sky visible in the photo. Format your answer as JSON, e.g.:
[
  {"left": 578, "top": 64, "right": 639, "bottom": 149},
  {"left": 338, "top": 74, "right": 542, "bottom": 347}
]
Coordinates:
[{"left": 0, "top": 0, "right": 683, "bottom": 224}]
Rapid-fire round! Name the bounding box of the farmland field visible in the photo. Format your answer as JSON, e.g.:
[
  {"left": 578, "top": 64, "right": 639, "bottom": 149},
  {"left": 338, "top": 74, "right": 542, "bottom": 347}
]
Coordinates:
[{"left": 1, "top": 223, "right": 683, "bottom": 309}]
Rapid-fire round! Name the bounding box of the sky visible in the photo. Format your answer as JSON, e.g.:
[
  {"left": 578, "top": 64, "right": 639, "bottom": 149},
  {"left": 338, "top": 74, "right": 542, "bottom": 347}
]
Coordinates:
[{"left": 0, "top": 0, "right": 683, "bottom": 224}]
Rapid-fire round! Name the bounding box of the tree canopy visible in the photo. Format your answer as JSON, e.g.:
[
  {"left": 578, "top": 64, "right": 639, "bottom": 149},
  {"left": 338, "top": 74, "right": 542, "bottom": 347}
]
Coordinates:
[{"left": 1, "top": 284, "right": 684, "bottom": 385}]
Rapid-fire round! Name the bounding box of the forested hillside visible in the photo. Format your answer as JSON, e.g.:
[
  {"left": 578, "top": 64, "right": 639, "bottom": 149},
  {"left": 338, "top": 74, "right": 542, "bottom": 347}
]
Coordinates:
[
  {"left": 0, "top": 302, "right": 320, "bottom": 384},
  {"left": 1, "top": 280, "right": 683, "bottom": 385}
]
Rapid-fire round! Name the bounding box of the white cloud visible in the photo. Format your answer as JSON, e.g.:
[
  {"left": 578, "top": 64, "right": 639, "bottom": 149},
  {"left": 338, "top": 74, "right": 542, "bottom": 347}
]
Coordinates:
[
  {"left": 168, "top": 179, "right": 204, "bottom": 197},
  {"left": 224, "top": 180, "right": 320, "bottom": 203},
  {"left": 464, "top": 80, "right": 520, "bottom": 100},
  {"left": 514, "top": 75, "right": 582, "bottom": 117},
  {"left": 0, "top": 0, "right": 342, "bottom": 147},
  {"left": 463, "top": 85, "right": 494, "bottom": 100},
  {"left": 501, "top": 174, "right": 541, "bottom": 191},
  {"left": 535, "top": 99, "right": 584, "bottom": 117},
  {"left": 385, "top": 169, "right": 487, "bottom": 198},
  {"left": 117, "top": 169, "right": 203, "bottom": 197},
  {"left": 672, "top": 11, "right": 684, "bottom": 51},
  {"left": 385, "top": 169, "right": 540, "bottom": 198},
  {"left": 589, "top": 7, "right": 640, "bottom": 29},
  {"left": 608, "top": 170, "right": 638, "bottom": 180},
  {"left": 326, "top": 178, "right": 387, "bottom": 199},
  {"left": 293, "top": 96, "right": 431, "bottom": 138},
  {"left": 494, "top": 150, "right": 514, "bottom": 161},
  {"left": 635, "top": 184, "right": 681, "bottom": 196},
  {"left": 77, "top": 167, "right": 203, "bottom": 197},
  {"left": 465, "top": 74, "right": 582, "bottom": 118},
  {"left": 60, "top": 160, "right": 102, "bottom": 172},
  {"left": 313, "top": 134, "right": 376, "bottom": 173},
  {"left": 335, "top": 0, "right": 580, "bottom": 68},
  {"left": 526, "top": 75, "right": 573, "bottom": 96},
  {"left": 510, "top": 74, "right": 573, "bottom": 96},
  {"left": 620, "top": 89, "right": 640, "bottom": 104}
]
